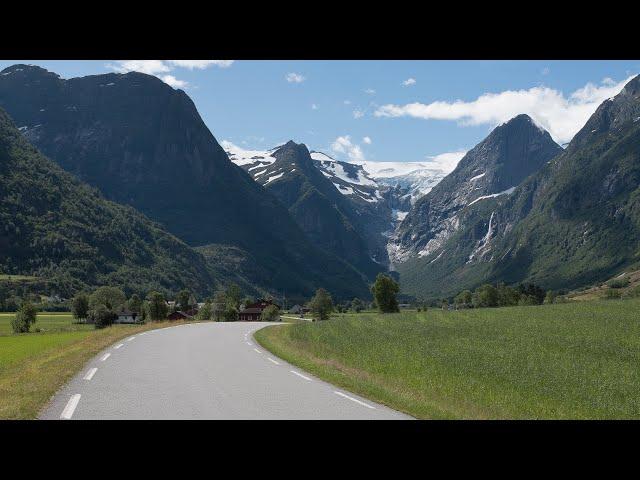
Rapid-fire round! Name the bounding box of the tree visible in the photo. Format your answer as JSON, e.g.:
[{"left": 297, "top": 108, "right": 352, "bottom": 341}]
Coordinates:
[
  {"left": 371, "top": 273, "right": 400, "bottom": 313},
  {"left": 241, "top": 296, "right": 255, "bottom": 309},
  {"left": 454, "top": 290, "right": 473, "bottom": 309},
  {"left": 71, "top": 293, "right": 90, "bottom": 322},
  {"left": 309, "top": 288, "right": 334, "bottom": 321},
  {"left": 11, "top": 301, "right": 38, "bottom": 333},
  {"left": 88, "top": 304, "right": 117, "bottom": 329},
  {"left": 146, "top": 291, "right": 168, "bottom": 321},
  {"left": 212, "top": 290, "right": 227, "bottom": 321},
  {"left": 260, "top": 305, "right": 280, "bottom": 322},
  {"left": 497, "top": 283, "right": 520, "bottom": 306},
  {"left": 544, "top": 290, "right": 557, "bottom": 304},
  {"left": 472, "top": 284, "right": 499, "bottom": 308},
  {"left": 197, "top": 301, "right": 213, "bottom": 321},
  {"left": 89, "top": 286, "right": 126, "bottom": 311},
  {"left": 517, "top": 283, "right": 545, "bottom": 305},
  {"left": 177, "top": 289, "right": 191, "bottom": 311},
  {"left": 226, "top": 283, "right": 242, "bottom": 310},
  {"left": 222, "top": 304, "right": 238, "bottom": 322},
  {"left": 127, "top": 293, "right": 142, "bottom": 313},
  {"left": 351, "top": 297, "right": 364, "bottom": 313}
]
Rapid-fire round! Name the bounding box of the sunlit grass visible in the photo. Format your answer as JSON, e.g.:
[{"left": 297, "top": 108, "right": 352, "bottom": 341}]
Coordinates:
[{"left": 256, "top": 299, "right": 640, "bottom": 419}]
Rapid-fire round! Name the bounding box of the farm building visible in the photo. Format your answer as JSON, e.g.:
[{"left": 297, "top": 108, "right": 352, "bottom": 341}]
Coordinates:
[
  {"left": 115, "top": 310, "right": 140, "bottom": 324},
  {"left": 288, "top": 304, "right": 310, "bottom": 314},
  {"left": 167, "top": 308, "right": 198, "bottom": 321},
  {"left": 238, "top": 299, "right": 281, "bottom": 321}
]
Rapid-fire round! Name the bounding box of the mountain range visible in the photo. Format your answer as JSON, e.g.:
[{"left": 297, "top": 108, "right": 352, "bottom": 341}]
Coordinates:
[
  {"left": 0, "top": 64, "right": 371, "bottom": 300},
  {"left": 1, "top": 63, "right": 639, "bottom": 303},
  {"left": 395, "top": 76, "right": 640, "bottom": 300}
]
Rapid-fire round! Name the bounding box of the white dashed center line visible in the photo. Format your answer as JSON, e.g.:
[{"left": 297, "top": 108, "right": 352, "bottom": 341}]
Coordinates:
[
  {"left": 247, "top": 342, "right": 253, "bottom": 346},
  {"left": 114, "top": 344, "right": 124, "bottom": 349},
  {"left": 334, "top": 391, "right": 376, "bottom": 409},
  {"left": 60, "top": 394, "right": 81, "bottom": 419},
  {"left": 83, "top": 368, "right": 98, "bottom": 381},
  {"left": 290, "top": 370, "right": 312, "bottom": 381},
  {"left": 100, "top": 353, "right": 111, "bottom": 362},
  {"left": 267, "top": 357, "right": 280, "bottom": 365}
]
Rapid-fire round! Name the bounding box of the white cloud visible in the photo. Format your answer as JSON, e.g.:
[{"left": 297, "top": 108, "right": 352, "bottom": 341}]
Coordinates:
[
  {"left": 331, "top": 135, "right": 365, "bottom": 162},
  {"left": 343, "top": 100, "right": 352, "bottom": 105},
  {"left": 363, "top": 136, "right": 372, "bottom": 144},
  {"left": 424, "top": 150, "right": 468, "bottom": 172},
  {"left": 107, "top": 59, "right": 235, "bottom": 89},
  {"left": 311, "top": 103, "right": 319, "bottom": 110},
  {"left": 403, "top": 78, "right": 416, "bottom": 86},
  {"left": 364, "top": 88, "right": 376, "bottom": 95},
  {"left": 374, "top": 75, "right": 636, "bottom": 144},
  {"left": 161, "top": 75, "right": 188, "bottom": 89},
  {"left": 109, "top": 60, "right": 170, "bottom": 75},
  {"left": 353, "top": 109, "right": 364, "bottom": 119},
  {"left": 167, "top": 60, "right": 234, "bottom": 69},
  {"left": 286, "top": 72, "right": 305, "bottom": 83}
]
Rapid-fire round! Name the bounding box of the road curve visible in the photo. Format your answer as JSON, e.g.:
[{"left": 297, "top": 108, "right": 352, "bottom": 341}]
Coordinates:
[{"left": 40, "top": 322, "right": 410, "bottom": 419}]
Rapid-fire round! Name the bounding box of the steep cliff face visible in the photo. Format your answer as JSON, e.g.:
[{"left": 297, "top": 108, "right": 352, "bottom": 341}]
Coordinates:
[
  {"left": 0, "top": 65, "right": 371, "bottom": 299},
  {"left": 391, "top": 114, "right": 562, "bottom": 265},
  {"left": 0, "top": 106, "right": 218, "bottom": 297},
  {"left": 397, "top": 76, "right": 640, "bottom": 300}
]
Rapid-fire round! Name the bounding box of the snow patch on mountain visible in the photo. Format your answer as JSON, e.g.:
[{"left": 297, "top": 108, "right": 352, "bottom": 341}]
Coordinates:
[{"left": 467, "top": 187, "right": 516, "bottom": 206}]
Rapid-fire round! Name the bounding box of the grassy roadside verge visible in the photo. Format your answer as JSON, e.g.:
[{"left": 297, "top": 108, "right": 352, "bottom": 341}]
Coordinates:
[
  {"left": 0, "top": 320, "right": 188, "bottom": 419},
  {"left": 255, "top": 299, "right": 640, "bottom": 419}
]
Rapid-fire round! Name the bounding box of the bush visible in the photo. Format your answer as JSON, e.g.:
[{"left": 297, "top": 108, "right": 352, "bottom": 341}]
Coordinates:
[
  {"left": 454, "top": 290, "right": 473, "bottom": 308},
  {"left": 473, "top": 284, "right": 499, "bottom": 308},
  {"left": 88, "top": 304, "right": 117, "bottom": 329},
  {"left": 11, "top": 301, "right": 38, "bottom": 333},
  {"left": 607, "top": 277, "right": 630, "bottom": 289},
  {"left": 260, "top": 305, "right": 280, "bottom": 322},
  {"left": 604, "top": 289, "right": 622, "bottom": 300},
  {"left": 544, "top": 290, "right": 557, "bottom": 304}
]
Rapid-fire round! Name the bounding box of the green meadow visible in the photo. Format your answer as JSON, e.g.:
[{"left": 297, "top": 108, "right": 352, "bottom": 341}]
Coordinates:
[{"left": 256, "top": 299, "right": 640, "bottom": 419}]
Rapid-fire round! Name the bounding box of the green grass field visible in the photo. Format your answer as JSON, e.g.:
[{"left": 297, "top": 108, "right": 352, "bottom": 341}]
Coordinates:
[
  {"left": 0, "top": 312, "right": 90, "bottom": 336},
  {"left": 256, "top": 299, "right": 640, "bottom": 419},
  {"left": 0, "top": 311, "right": 189, "bottom": 419}
]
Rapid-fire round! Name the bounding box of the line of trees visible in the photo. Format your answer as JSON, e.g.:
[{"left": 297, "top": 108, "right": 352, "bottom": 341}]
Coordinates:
[{"left": 452, "top": 282, "right": 555, "bottom": 309}]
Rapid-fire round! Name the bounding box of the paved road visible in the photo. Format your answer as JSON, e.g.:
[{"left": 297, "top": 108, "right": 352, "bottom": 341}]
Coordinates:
[{"left": 40, "top": 322, "right": 410, "bottom": 419}]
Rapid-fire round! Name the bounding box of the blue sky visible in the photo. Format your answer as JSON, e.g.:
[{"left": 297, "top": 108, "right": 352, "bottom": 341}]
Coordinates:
[{"left": 1, "top": 60, "right": 638, "bottom": 172}]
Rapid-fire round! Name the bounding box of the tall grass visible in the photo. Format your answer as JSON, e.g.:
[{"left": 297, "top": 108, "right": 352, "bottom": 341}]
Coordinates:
[{"left": 256, "top": 299, "right": 640, "bottom": 419}]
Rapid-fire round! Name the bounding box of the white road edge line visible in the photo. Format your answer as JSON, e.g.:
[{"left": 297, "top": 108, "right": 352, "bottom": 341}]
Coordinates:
[
  {"left": 83, "top": 367, "right": 98, "bottom": 381},
  {"left": 267, "top": 357, "right": 280, "bottom": 365},
  {"left": 247, "top": 342, "right": 253, "bottom": 346},
  {"left": 60, "top": 394, "right": 81, "bottom": 419},
  {"left": 100, "top": 353, "right": 111, "bottom": 362},
  {"left": 114, "top": 344, "right": 124, "bottom": 349},
  {"left": 253, "top": 348, "right": 262, "bottom": 354},
  {"left": 334, "top": 391, "right": 376, "bottom": 409},
  {"left": 126, "top": 336, "right": 135, "bottom": 342},
  {"left": 290, "top": 370, "right": 312, "bottom": 381}
]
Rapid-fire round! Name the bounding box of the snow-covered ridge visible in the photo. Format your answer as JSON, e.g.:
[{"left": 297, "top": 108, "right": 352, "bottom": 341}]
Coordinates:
[{"left": 223, "top": 141, "right": 279, "bottom": 167}]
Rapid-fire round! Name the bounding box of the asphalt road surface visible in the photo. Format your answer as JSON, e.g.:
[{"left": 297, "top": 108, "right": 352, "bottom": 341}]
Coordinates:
[{"left": 40, "top": 322, "right": 410, "bottom": 419}]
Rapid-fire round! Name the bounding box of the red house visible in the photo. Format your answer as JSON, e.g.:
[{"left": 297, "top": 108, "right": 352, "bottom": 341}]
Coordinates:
[
  {"left": 167, "top": 308, "right": 198, "bottom": 321},
  {"left": 238, "top": 299, "right": 281, "bottom": 321}
]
